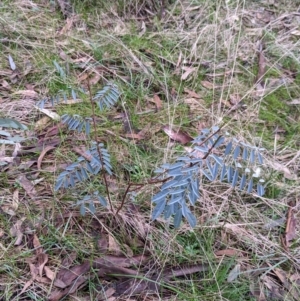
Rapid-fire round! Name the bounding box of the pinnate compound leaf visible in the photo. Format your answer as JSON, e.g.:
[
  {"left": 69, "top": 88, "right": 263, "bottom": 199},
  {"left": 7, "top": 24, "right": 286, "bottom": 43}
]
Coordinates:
[
  {"left": 219, "top": 164, "right": 226, "bottom": 181},
  {"left": 233, "top": 146, "right": 241, "bottom": 159},
  {"left": 0, "top": 118, "right": 28, "bottom": 130},
  {"left": 53, "top": 60, "right": 66, "bottom": 78},
  {"left": 257, "top": 152, "right": 264, "bottom": 164},
  {"left": 240, "top": 174, "right": 246, "bottom": 190},
  {"left": 185, "top": 211, "right": 197, "bottom": 228},
  {"left": 152, "top": 199, "right": 167, "bottom": 220},
  {"left": 152, "top": 189, "right": 169, "bottom": 203},
  {"left": 257, "top": 183, "right": 265, "bottom": 196},
  {"left": 247, "top": 179, "right": 253, "bottom": 193},
  {"left": 80, "top": 204, "right": 86, "bottom": 216},
  {"left": 231, "top": 169, "right": 239, "bottom": 187},
  {"left": 93, "top": 83, "right": 120, "bottom": 111},
  {"left": 174, "top": 209, "right": 182, "bottom": 228}
]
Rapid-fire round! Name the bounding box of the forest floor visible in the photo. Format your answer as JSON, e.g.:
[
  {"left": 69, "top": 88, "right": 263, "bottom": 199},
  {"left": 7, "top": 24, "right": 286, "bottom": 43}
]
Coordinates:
[{"left": 0, "top": 0, "right": 300, "bottom": 300}]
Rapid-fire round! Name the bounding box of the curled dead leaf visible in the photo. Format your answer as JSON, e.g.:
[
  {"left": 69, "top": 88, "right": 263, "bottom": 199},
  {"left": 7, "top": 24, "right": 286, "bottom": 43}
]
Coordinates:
[
  {"left": 37, "top": 146, "right": 55, "bottom": 169},
  {"left": 10, "top": 217, "right": 26, "bottom": 245},
  {"left": 184, "top": 88, "right": 201, "bottom": 99},
  {"left": 163, "top": 125, "right": 193, "bottom": 145},
  {"left": 17, "top": 175, "right": 37, "bottom": 200},
  {"left": 108, "top": 235, "right": 123, "bottom": 256},
  {"left": 151, "top": 94, "right": 163, "bottom": 110},
  {"left": 227, "top": 264, "right": 241, "bottom": 282},
  {"left": 13, "top": 90, "right": 38, "bottom": 99},
  {"left": 201, "top": 80, "right": 214, "bottom": 89},
  {"left": 181, "top": 67, "right": 196, "bottom": 80},
  {"left": 285, "top": 203, "right": 296, "bottom": 248}
]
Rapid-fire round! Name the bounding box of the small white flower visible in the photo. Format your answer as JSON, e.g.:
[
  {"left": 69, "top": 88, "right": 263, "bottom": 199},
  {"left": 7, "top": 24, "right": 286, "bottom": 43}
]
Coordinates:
[{"left": 252, "top": 167, "right": 261, "bottom": 178}]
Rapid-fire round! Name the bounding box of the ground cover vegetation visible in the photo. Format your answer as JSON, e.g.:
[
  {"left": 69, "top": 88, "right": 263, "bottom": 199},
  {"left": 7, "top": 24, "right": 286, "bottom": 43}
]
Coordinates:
[{"left": 0, "top": 0, "right": 300, "bottom": 300}]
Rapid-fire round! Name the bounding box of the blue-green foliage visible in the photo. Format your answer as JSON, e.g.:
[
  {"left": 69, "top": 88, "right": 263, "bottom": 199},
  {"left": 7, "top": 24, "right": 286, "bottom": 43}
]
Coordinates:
[
  {"left": 39, "top": 61, "right": 268, "bottom": 227},
  {"left": 55, "top": 142, "right": 112, "bottom": 191},
  {"left": 76, "top": 191, "right": 108, "bottom": 216},
  {"left": 93, "top": 83, "right": 119, "bottom": 111},
  {"left": 151, "top": 127, "right": 266, "bottom": 228},
  {"left": 37, "top": 61, "right": 121, "bottom": 213}
]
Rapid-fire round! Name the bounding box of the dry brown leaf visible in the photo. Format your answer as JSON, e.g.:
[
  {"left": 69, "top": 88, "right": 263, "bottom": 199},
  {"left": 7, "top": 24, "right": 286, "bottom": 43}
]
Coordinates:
[
  {"left": 123, "top": 244, "right": 134, "bottom": 258},
  {"left": 44, "top": 266, "right": 56, "bottom": 281},
  {"left": 151, "top": 94, "right": 162, "bottom": 110},
  {"left": 123, "top": 133, "right": 144, "bottom": 140},
  {"left": 262, "top": 275, "right": 283, "bottom": 300},
  {"left": 268, "top": 161, "right": 296, "bottom": 180},
  {"left": 227, "top": 264, "right": 241, "bottom": 282},
  {"left": 21, "top": 278, "right": 35, "bottom": 294},
  {"left": 184, "top": 97, "right": 199, "bottom": 106},
  {"left": 215, "top": 249, "right": 240, "bottom": 257},
  {"left": 9, "top": 217, "right": 26, "bottom": 245},
  {"left": 176, "top": 51, "right": 182, "bottom": 68},
  {"left": 13, "top": 90, "right": 38, "bottom": 99},
  {"left": 287, "top": 99, "right": 300, "bottom": 105},
  {"left": 98, "top": 287, "right": 116, "bottom": 300},
  {"left": 89, "top": 72, "right": 102, "bottom": 85},
  {"left": 77, "top": 72, "right": 89, "bottom": 83},
  {"left": 35, "top": 116, "right": 51, "bottom": 131},
  {"left": 229, "top": 94, "right": 241, "bottom": 105},
  {"left": 17, "top": 175, "right": 37, "bottom": 200},
  {"left": 50, "top": 255, "right": 149, "bottom": 300},
  {"left": 37, "top": 146, "right": 55, "bottom": 169},
  {"left": 35, "top": 106, "right": 61, "bottom": 121},
  {"left": 59, "top": 16, "right": 75, "bottom": 35},
  {"left": 163, "top": 125, "right": 193, "bottom": 145},
  {"left": 51, "top": 274, "right": 88, "bottom": 301},
  {"left": 33, "top": 234, "right": 42, "bottom": 253},
  {"left": 136, "top": 123, "right": 151, "bottom": 138},
  {"left": 35, "top": 276, "right": 51, "bottom": 284},
  {"left": 17, "top": 138, "right": 61, "bottom": 155},
  {"left": 184, "top": 88, "right": 201, "bottom": 99},
  {"left": 249, "top": 281, "right": 266, "bottom": 301},
  {"left": 1, "top": 189, "right": 19, "bottom": 216},
  {"left": 1, "top": 79, "right": 12, "bottom": 90},
  {"left": 181, "top": 67, "right": 196, "bottom": 80},
  {"left": 201, "top": 80, "right": 214, "bottom": 89},
  {"left": 1, "top": 205, "right": 16, "bottom": 216},
  {"left": 108, "top": 235, "right": 123, "bottom": 256},
  {"left": 97, "top": 235, "right": 108, "bottom": 253},
  {"left": 291, "top": 30, "right": 300, "bottom": 36},
  {"left": 21, "top": 257, "right": 40, "bottom": 294},
  {"left": 44, "top": 123, "right": 65, "bottom": 137},
  {"left": 285, "top": 203, "right": 296, "bottom": 246},
  {"left": 54, "top": 261, "right": 90, "bottom": 288},
  {"left": 37, "top": 253, "right": 49, "bottom": 277},
  {"left": 273, "top": 268, "right": 288, "bottom": 286},
  {"left": 61, "top": 252, "right": 77, "bottom": 268},
  {"left": 220, "top": 99, "right": 232, "bottom": 108}
]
